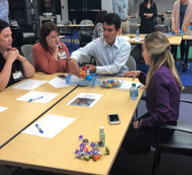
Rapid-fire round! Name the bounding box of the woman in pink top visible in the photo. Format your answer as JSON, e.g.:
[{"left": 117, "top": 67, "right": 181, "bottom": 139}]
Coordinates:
[
  {"left": 33, "top": 22, "right": 70, "bottom": 74},
  {"left": 171, "top": 0, "right": 192, "bottom": 71}
]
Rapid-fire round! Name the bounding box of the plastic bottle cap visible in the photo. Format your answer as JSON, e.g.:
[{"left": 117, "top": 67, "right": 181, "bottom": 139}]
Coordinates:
[
  {"left": 100, "top": 126, "right": 104, "bottom": 133},
  {"left": 132, "top": 83, "right": 136, "bottom": 87}
]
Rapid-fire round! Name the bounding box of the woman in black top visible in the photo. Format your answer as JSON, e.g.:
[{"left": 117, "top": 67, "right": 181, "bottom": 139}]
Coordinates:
[
  {"left": 0, "top": 20, "right": 35, "bottom": 92},
  {"left": 139, "top": 0, "right": 157, "bottom": 34}
]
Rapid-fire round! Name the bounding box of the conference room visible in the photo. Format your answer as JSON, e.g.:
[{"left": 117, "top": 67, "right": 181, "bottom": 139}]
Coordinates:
[{"left": 0, "top": 0, "right": 192, "bottom": 175}]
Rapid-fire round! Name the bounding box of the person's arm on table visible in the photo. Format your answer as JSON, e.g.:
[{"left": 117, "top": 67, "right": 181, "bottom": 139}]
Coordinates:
[
  {"left": 0, "top": 50, "right": 17, "bottom": 92},
  {"left": 70, "top": 41, "right": 95, "bottom": 76},
  {"left": 122, "top": 71, "right": 146, "bottom": 85},
  {"left": 33, "top": 46, "right": 59, "bottom": 74},
  {"left": 96, "top": 42, "right": 131, "bottom": 75},
  {"left": 17, "top": 54, "right": 35, "bottom": 78}
]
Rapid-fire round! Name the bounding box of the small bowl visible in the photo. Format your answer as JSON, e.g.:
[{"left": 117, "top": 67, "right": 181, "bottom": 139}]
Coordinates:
[{"left": 100, "top": 79, "right": 123, "bottom": 88}]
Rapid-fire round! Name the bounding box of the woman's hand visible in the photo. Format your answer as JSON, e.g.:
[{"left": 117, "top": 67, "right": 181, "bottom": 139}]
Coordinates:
[
  {"left": 182, "top": 26, "right": 186, "bottom": 32},
  {"left": 3, "top": 49, "right": 18, "bottom": 64},
  {"left": 171, "top": 25, "right": 175, "bottom": 32},
  {"left": 133, "top": 121, "right": 140, "bottom": 130},
  {"left": 46, "top": 36, "right": 58, "bottom": 51},
  {"left": 122, "top": 71, "right": 141, "bottom": 81}
]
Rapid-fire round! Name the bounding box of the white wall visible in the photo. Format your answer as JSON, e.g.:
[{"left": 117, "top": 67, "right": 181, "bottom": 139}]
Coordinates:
[
  {"left": 61, "top": 0, "right": 68, "bottom": 20},
  {"left": 102, "top": 0, "right": 113, "bottom": 13}
]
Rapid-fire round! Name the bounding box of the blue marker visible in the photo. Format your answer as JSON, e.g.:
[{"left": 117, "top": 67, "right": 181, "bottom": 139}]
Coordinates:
[
  {"left": 35, "top": 124, "right": 43, "bottom": 134},
  {"left": 29, "top": 96, "right": 43, "bottom": 102}
]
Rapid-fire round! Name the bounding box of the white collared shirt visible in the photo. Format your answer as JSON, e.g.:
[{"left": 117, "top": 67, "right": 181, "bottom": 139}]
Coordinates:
[{"left": 71, "top": 36, "right": 131, "bottom": 77}]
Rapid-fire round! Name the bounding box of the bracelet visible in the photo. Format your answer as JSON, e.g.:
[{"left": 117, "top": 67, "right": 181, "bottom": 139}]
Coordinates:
[{"left": 20, "top": 58, "right": 27, "bottom": 63}]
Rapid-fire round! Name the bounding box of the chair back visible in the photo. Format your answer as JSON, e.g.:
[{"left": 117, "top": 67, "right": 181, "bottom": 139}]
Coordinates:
[
  {"left": 9, "top": 21, "right": 21, "bottom": 47},
  {"left": 79, "top": 19, "right": 93, "bottom": 35},
  {"left": 78, "top": 31, "right": 92, "bottom": 47},
  {"left": 129, "top": 25, "right": 139, "bottom": 33},
  {"left": 164, "top": 17, "right": 172, "bottom": 29},
  {"left": 155, "top": 24, "right": 170, "bottom": 33},
  {"left": 27, "top": 53, "right": 33, "bottom": 65},
  {"left": 156, "top": 17, "right": 161, "bottom": 25},
  {"left": 126, "top": 55, "right": 136, "bottom": 71},
  {"left": 21, "top": 44, "right": 33, "bottom": 58},
  {"left": 60, "top": 20, "right": 72, "bottom": 25}
]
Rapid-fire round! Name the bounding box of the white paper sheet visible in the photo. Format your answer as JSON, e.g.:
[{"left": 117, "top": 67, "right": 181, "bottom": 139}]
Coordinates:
[
  {"left": 118, "top": 81, "right": 143, "bottom": 90},
  {"left": 67, "top": 93, "right": 103, "bottom": 107},
  {"left": 119, "top": 36, "right": 130, "bottom": 41},
  {"left": 22, "top": 114, "right": 76, "bottom": 139},
  {"left": 48, "top": 77, "right": 69, "bottom": 88},
  {"left": 12, "top": 80, "right": 47, "bottom": 90},
  {"left": 16, "top": 91, "right": 59, "bottom": 103},
  {"left": 0, "top": 106, "right": 8, "bottom": 113}
]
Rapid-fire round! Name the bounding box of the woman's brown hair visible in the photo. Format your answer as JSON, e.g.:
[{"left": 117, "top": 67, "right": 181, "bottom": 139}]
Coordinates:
[
  {"left": 94, "top": 10, "right": 108, "bottom": 29},
  {"left": 144, "top": 32, "right": 183, "bottom": 91},
  {"left": 40, "top": 22, "right": 59, "bottom": 51},
  {"left": 143, "top": 0, "right": 153, "bottom": 7}
]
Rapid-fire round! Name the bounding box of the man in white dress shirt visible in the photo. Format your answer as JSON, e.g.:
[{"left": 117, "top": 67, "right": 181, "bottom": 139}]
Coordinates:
[{"left": 69, "top": 13, "right": 131, "bottom": 77}]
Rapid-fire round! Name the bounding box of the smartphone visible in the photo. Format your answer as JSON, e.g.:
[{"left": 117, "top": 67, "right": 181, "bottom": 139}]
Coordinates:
[
  {"left": 108, "top": 113, "right": 120, "bottom": 125},
  {"left": 57, "top": 74, "right": 66, "bottom": 79}
]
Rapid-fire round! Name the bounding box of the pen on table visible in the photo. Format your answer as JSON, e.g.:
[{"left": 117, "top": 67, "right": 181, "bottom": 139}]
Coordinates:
[
  {"left": 35, "top": 124, "right": 43, "bottom": 134},
  {"left": 29, "top": 96, "right": 43, "bottom": 102},
  {"left": 137, "top": 84, "right": 142, "bottom": 89}
]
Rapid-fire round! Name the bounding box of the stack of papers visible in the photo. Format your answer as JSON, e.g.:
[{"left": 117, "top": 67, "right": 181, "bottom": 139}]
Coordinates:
[
  {"left": 22, "top": 114, "right": 76, "bottom": 139},
  {"left": 48, "top": 77, "right": 69, "bottom": 88},
  {"left": 13, "top": 80, "right": 47, "bottom": 90},
  {"left": 119, "top": 36, "right": 130, "bottom": 41},
  {"left": 16, "top": 91, "right": 59, "bottom": 103}
]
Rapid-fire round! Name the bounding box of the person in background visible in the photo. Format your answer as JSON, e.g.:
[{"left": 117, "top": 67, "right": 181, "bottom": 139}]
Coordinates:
[
  {"left": 92, "top": 10, "right": 108, "bottom": 40},
  {"left": 69, "top": 13, "right": 131, "bottom": 77},
  {"left": 139, "top": 0, "right": 157, "bottom": 34},
  {"left": 33, "top": 22, "right": 70, "bottom": 74},
  {"left": 171, "top": 0, "right": 192, "bottom": 71},
  {"left": 0, "top": 20, "right": 35, "bottom": 92},
  {"left": 112, "top": 0, "right": 129, "bottom": 34},
  {"left": 0, "top": 0, "right": 9, "bottom": 24},
  {"left": 122, "top": 32, "right": 183, "bottom": 154}
]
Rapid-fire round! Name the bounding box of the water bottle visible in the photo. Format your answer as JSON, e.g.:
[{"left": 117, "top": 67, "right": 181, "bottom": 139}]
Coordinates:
[
  {"left": 136, "top": 29, "right": 139, "bottom": 40},
  {"left": 130, "top": 83, "right": 138, "bottom": 100}
]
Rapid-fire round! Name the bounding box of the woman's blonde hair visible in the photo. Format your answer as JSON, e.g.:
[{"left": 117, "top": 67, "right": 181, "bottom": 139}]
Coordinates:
[{"left": 144, "top": 32, "right": 183, "bottom": 91}]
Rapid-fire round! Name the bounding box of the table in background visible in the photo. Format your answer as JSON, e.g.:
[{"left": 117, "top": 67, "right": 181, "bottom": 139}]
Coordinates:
[
  {"left": 0, "top": 72, "right": 77, "bottom": 148},
  {"left": 0, "top": 78, "right": 144, "bottom": 175}
]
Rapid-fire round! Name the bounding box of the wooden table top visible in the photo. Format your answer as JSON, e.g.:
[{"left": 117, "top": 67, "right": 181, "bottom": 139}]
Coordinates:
[
  {"left": 0, "top": 72, "right": 77, "bottom": 147},
  {"left": 182, "top": 35, "right": 192, "bottom": 40},
  {"left": 0, "top": 78, "right": 144, "bottom": 175},
  {"left": 120, "top": 33, "right": 182, "bottom": 45}
]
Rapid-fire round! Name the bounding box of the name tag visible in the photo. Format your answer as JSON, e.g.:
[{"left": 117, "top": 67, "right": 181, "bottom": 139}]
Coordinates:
[
  {"left": 12, "top": 71, "right": 23, "bottom": 81},
  {"left": 58, "top": 52, "right": 67, "bottom": 60},
  {"left": 122, "top": 8, "right": 126, "bottom": 12}
]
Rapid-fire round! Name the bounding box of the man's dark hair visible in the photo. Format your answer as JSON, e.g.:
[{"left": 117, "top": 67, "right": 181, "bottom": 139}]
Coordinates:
[
  {"left": 40, "top": 22, "right": 59, "bottom": 51},
  {"left": 0, "top": 20, "right": 9, "bottom": 33},
  {"left": 102, "top": 13, "right": 121, "bottom": 31}
]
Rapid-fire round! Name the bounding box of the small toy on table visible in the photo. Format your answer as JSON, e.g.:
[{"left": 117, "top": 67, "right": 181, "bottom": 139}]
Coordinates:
[
  {"left": 172, "top": 29, "right": 184, "bottom": 36},
  {"left": 100, "top": 79, "right": 123, "bottom": 88}
]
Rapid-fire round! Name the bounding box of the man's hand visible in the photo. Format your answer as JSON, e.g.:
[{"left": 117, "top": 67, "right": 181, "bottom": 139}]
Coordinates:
[
  {"left": 69, "top": 59, "right": 81, "bottom": 77},
  {"left": 86, "top": 64, "right": 96, "bottom": 73},
  {"left": 133, "top": 121, "right": 140, "bottom": 130}
]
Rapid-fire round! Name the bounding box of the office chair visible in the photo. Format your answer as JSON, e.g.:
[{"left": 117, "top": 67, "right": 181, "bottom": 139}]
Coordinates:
[
  {"left": 79, "top": 19, "right": 93, "bottom": 35},
  {"left": 26, "top": 53, "right": 33, "bottom": 65},
  {"left": 21, "top": 44, "right": 33, "bottom": 58},
  {"left": 59, "top": 20, "right": 74, "bottom": 46},
  {"left": 164, "top": 17, "right": 172, "bottom": 30},
  {"left": 78, "top": 31, "right": 92, "bottom": 47},
  {"left": 152, "top": 99, "right": 192, "bottom": 175},
  {"left": 126, "top": 55, "right": 136, "bottom": 71}
]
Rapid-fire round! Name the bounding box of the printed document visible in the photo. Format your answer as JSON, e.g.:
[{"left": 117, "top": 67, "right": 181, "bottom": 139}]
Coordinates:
[
  {"left": 22, "top": 114, "right": 76, "bottom": 139},
  {"left": 48, "top": 77, "right": 69, "bottom": 88},
  {"left": 0, "top": 106, "right": 8, "bottom": 113}
]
